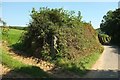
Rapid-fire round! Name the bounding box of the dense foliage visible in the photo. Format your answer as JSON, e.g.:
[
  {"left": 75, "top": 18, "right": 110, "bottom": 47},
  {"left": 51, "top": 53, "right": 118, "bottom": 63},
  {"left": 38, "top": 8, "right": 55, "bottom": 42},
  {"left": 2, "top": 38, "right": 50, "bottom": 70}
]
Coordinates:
[
  {"left": 0, "top": 19, "right": 9, "bottom": 40},
  {"left": 19, "top": 7, "right": 103, "bottom": 74},
  {"left": 21, "top": 7, "right": 84, "bottom": 58},
  {"left": 96, "top": 28, "right": 111, "bottom": 44},
  {"left": 100, "top": 8, "right": 120, "bottom": 45},
  {"left": 21, "top": 7, "right": 102, "bottom": 59},
  {"left": 98, "top": 33, "right": 111, "bottom": 45}
]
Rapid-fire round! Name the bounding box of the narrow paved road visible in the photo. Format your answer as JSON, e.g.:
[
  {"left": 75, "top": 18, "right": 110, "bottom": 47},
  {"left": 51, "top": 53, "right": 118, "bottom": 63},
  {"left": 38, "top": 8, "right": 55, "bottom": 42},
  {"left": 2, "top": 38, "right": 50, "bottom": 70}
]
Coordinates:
[{"left": 84, "top": 45, "right": 120, "bottom": 78}]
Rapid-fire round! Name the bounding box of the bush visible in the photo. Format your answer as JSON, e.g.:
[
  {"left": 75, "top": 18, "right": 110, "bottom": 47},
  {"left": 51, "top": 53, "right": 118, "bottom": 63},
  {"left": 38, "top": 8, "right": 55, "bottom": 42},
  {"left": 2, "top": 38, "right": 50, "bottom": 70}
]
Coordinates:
[
  {"left": 98, "top": 33, "right": 111, "bottom": 45},
  {"left": 1, "top": 27, "right": 9, "bottom": 40},
  {"left": 18, "top": 7, "right": 103, "bottom": 75},
  {"left": 21, "top": 7, "right": 84, "bottom": 59}
]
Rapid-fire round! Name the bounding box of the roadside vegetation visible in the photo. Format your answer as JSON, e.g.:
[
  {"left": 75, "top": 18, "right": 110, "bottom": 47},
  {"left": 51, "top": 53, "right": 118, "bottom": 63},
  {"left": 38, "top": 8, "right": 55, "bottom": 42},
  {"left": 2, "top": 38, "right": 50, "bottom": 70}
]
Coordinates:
[
  {"left": 2, "top": 29, "right": 24, "bottom": 45},
  {"left": 96, "top": 28, "right": 111, "bottom": 45},
  {"left": 1, "top": 27, "right": 103, "bottom": 76},
  {"left": 100, "top": 8, "right": 120, "bottom": 46},
  {"left": 1, "top": 7, "right": 104, "bottom": 77},
  {"left": 1, "top": 49, "right": 48, "bottom": 77}
]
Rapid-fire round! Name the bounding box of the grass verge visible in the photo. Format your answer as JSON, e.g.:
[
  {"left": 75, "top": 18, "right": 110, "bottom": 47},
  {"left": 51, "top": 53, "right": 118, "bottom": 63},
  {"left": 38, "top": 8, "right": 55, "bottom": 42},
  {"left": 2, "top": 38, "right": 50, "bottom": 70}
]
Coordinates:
[
  {"left": 55, "top": 50, "right": 103, "bottom": 76},
  {"left": 1, "top": 28, "right": 104, "bottom": 77},
  {"left": 1, "top": 49, "right": 49, "bottom": 78},
  {"left": 1, "top": 29, "right": 24, "bottom": 45}
]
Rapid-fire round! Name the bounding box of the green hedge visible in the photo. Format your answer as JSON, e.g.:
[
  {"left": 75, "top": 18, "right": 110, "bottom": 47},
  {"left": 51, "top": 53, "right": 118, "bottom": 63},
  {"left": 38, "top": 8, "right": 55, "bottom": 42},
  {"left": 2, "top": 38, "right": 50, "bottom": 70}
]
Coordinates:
[{"left": 98, "top": 34, "right": 111, "bottom": 44}]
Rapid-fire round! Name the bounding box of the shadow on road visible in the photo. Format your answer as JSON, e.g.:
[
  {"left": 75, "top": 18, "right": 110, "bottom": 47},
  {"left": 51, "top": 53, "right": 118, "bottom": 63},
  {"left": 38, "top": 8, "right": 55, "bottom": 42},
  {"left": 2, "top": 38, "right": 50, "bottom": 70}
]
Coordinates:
[
  {"left": 1, "top": 67, "right": 120, "bottom": 78},
  {"left": 84, "top": 70, "right": 120, "bottom": 78},
  {"left": 103, "top": 44, "right": 120, "bottom": 55},
  {"left": 2, "top": 66, "right": 49, "bottom": 78}
]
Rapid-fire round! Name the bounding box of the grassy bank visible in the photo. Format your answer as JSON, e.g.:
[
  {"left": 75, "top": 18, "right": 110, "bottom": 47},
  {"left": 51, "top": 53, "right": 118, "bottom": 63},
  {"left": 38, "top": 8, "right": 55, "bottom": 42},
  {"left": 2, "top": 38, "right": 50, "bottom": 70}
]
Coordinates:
[
  {"left": 3, "top": 29, "right": 24, "bottom": 45},
  {"left": 1, "top": 29, "right": 49, "bottom": 77},
  {"left": 55, "top": 50, "right": 102, "bottom": 76},
  {"left": 1, "top": 28, "right": 103, "bottom": 77},
  {"left": 1, "top": 49, "right": 48, "bottom": 78}
]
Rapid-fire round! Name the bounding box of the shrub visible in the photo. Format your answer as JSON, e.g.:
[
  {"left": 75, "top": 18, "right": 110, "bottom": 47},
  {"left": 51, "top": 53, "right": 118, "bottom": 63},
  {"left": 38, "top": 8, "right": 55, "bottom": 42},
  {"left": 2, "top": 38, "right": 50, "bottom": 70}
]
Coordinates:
[
  {"left": 98, "top": 33, "right": 111, "bottom": 45},
  {"left": 21, "top": 7, "right": 83, "bottom": 60},
  {"left": 19, "top": 7, "right": 103, "bottom": 75}
]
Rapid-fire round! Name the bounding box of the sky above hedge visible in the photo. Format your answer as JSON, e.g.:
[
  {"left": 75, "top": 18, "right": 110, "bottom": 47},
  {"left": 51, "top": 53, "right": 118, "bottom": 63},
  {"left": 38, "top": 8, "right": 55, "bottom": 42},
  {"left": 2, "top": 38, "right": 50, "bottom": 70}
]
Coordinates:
[{"left": 2, "top": 2, "right": 118, "bottom": 29}]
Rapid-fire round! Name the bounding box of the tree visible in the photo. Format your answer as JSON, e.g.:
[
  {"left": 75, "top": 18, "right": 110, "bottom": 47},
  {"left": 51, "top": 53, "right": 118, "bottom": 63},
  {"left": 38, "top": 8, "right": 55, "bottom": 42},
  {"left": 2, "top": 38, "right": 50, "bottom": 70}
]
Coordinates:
[
  {"left": 100, "top": 8, "right": 120, "bottom": 45},
  {"left": 77, "top": 11, "right": 82, "bottom": 21},
  {"left": 0, "top": 18, "right": 7, "bottom": 26},
  {"left": 0, "top": 18, "right": 9, "bottom": 38}
]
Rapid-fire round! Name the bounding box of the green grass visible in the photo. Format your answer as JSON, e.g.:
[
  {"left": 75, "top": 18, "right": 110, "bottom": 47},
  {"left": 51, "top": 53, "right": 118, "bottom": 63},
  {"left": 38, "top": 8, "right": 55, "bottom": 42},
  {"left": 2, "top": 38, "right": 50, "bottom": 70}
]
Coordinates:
[
  {"left": 2, "top": 29, "right": 24, "bottom": 45},
  {"left": 1, "top": 28, "right": 103, "bottom": 77},
  {"left": 1, "top": 50, "right": 26, "bottom": 69},
  {"left": 55, "top": 50, "right": 103, "bottom": 76},
  {"left": 1, "top": 49, "right": 49, "bottom": 78},
  {"left": 79, "top": 51, "right": 101, "bottom": 70},
  {"left": 1, "top": 29, "right": 49, "bottom": 77}
]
